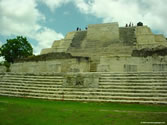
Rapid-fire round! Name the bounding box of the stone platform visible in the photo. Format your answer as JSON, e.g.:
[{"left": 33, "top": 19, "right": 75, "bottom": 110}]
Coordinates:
[
  {"left": 0, "top": 72, "right": 167, "bottom": 104},
  {"left": 0, "top": 22, "right": 167, "bottom": 104}
]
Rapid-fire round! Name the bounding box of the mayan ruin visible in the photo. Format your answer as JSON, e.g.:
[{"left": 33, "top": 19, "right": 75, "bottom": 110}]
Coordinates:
[{"left": 0, "top": 22, "right": 167, "bottom": 104}]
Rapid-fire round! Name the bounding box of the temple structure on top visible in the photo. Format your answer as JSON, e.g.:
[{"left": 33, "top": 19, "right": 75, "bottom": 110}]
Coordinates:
[
  {"left": 10, "top": 22, "right": 167, "bottom": 73},
  {"left": 40, "top": 22, "right": 167, "bottom": 56}
]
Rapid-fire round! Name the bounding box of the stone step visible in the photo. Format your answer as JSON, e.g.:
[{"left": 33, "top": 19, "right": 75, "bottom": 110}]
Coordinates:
[
  {"left": 0, "top": 82, "right": 62, "bottom": 88},
  {"left": 100, "top": 74, "right": 167, "bottom": 77},
  {"left": 0, "top": 80, "right": 62, "bottom": 85},
  {"left": 1, "top": 85, "right": 167, "bottom": 93},
  {"left": 0, "top": 91, "right": 167, "bottom": 101},
  {"left": 1, "top": 81, "right": 166, "bottom": 90},
  {"left": 99, "top": 85, "right": 167, "bottom": 90},
  {"left": 100, "top": 77, "right": 167, "bottom": 79},
  {"left": 101, "top": 74, "right": 167, "bottom": 77},
  {"left": 99, "top": 80, "right": 167, "bottom": 83},
  {"left": 2, "top": 75, "right": 64, "bottom": 79},
  {"left": 99, "top": 82, "right": 167, "bottom": 86},
  {"left": 1, "top": 93, "right": 167, "bottom": 104},
  {"left": 1, "top": 73, "right": 167, "bottom": 104},
  {"left": 101, "top": 72, "right": 167, "bottom": 74},
  {"left": 0, "top": 88, "right": 167, "bottom": 97},
  {"left": 0, "top": 79, "right": 63, "bottom": 83},
  {"left": 0, "top": 84, "right": 90, "bottom": 91},
  {"left": 1, "top": 81, "right": 167, "bottom": 89},
  {"left": 95, "top": 89, "right": 167, "bottom": 93}
]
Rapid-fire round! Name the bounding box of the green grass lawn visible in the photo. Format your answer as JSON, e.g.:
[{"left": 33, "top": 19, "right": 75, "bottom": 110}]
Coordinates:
[{"left": 0, "top": 96, "right": 167, "bottom": 125}]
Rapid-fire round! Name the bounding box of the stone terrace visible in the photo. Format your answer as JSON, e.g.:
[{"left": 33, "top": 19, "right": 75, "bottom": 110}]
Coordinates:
[{"left": 0, "top": 72, "right": 167, "bottom": 104}]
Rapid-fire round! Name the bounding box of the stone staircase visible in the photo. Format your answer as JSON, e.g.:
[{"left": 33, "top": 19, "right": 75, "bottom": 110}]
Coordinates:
[{"left": 0, "top": 72, "right": 167, "bottom": 104}]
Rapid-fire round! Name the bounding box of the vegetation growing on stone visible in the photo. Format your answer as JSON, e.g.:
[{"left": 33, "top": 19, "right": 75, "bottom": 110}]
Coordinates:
[
  {"left": 15, "top": 52, "right": 89, "bottom": 62},
  {"left": 132, "top": 46, "right": 167, "bottom": 57}
]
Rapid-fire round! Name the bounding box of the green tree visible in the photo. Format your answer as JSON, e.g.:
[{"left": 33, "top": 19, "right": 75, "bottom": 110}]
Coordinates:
[{"left": 0, "top": 36, "right": 33, "bottom": 63}]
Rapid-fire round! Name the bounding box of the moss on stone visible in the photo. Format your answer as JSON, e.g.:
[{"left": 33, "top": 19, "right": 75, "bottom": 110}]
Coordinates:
[
  {"left": 15, "top": 52, "right": 89, "bottom": 62},
  {"left": 132, "top": 46, "right": 167, "bottom": 57}
]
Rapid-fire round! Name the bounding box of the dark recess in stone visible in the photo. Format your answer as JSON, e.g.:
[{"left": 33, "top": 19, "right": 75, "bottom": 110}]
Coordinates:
[
  {"left": 132, "top": 46, "right": 167, "bottom": 57},
  {"left": 15, "top": 52, "right": 89, "bottom": 62}
]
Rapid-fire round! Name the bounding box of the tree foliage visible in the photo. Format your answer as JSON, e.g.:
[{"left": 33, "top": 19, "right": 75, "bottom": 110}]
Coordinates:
[{"left": 0, "top": 36, "right": 33, "bottom": 63}]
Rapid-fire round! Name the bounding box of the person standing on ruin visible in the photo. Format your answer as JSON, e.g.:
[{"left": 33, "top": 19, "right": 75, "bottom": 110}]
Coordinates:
[{"left": 125, "top": 24, "right": 128, "bottom": 27}]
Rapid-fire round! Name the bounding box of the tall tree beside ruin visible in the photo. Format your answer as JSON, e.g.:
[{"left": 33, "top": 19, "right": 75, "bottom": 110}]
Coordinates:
[{"left": 0, "top": 36, "right": 33, "bottom": 63}]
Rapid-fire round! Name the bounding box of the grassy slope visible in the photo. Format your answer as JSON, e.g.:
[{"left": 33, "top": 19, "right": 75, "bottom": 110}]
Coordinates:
[{"left": 0, "top": 96, "right": 167, "bottom": 125}]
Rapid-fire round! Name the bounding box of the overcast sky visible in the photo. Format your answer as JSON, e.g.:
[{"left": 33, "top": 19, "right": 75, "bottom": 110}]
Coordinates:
[{"left": 0, "top": 0, "right": 167, "bottom": 55}]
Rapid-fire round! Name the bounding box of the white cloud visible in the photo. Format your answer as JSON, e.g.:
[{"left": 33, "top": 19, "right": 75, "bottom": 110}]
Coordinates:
[
  {"left": 74, "top": 0, "right": 167, "bottom": 36},
  {"left": 40, "top": 0, "right": 90, "bottom": 13},
  {"left": 40, "top": 0, "right": 72, "bottom": 11},
  {"left": 73, "top": 0, "right": 91, "bottom": 14},
  {"left": 33, "top": 28, "right": 64, "bottom": 54},
  {"left": 0, "top": 0, "right": 44, "bottom": 36},
  {"left": 0, "top": 0, "right": 64, "bottom": 54},
  {"left": 1, "top": 0, "right": 167, "bottom": 56},
  {"left": 40, "top": 0, "right": 167, "bottom": 36}
]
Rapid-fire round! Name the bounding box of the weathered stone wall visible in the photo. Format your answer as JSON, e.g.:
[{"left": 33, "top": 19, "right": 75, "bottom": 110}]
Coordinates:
[
  {"left": 0, "top": 66, "right": 6, "bottom": 72},
  {"left": 63, "top": 72, "right": 99, "bottom": 88},
  {"left": 40, "top": 23, "right": 167, "bottom": 56},
  {"left": 70, "top": 31, "right": 87, "bottom": 48},
  {"left": 155, "top": 34, "right": 167, "bottom": 43},
  {"left": 40, "top": 31, "right": 77, "bottom": 55},
  {"left": 135, "top": 26, "right": 156, "bottom": 44},
  {"left": 119, "top": 27, "right": 136, "bottom": 45},
  {"left": 97, "top": 56, "right": 167, "bottom": 72},
  {"left": 40, "top": 48, "right": 57, "bottom": 55},
  {"left": 85, "top": 22, "right": 120, "bottom": 48},
  {"left": 10, "top": 58, "right": 90, "bottom": 73}
]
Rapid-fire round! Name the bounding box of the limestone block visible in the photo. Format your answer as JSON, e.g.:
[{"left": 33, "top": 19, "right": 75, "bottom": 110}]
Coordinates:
[
  {"left": 124, "top": 64, "right": 137, "bottom": 72},
  {"left": 52, "top": 39, "right": 69, "bottom": 52},
  {"left": 59, "top": 39, "right": 72, "bottom": 52},
  {"left": 97, "top": 65, "right": 110, "bottom": 72},
  {"left": 86, "top": 22, "right": 120, "bottom": 48},
  {"left": 155, "top": 34, "right": 167, "bottom": 43},
  {"left": 52, "top": 40, "right": 61, "bottom": 48},
  {"left": 135, "top": 26, "right": 156, "bottom": 44},
  {"left": 136, "top": 34, "right": 156, "bottom": 44},
  {"left": 0, "top": 66, "right": 6, "bottom": 72},
  {"left": 10, "top": 63, "right": 23, "bottom": 72},
  {"left": 70, "top": 31, "right": 87, "bottom": 48},
  {"left": 97, "top": 56, "right": 167, "bottom": 72},
  {"left": 10, "top": 57, "right": 90, "bottom": 73},
  {"left": 63, "top": 73, "right": 99, "bottom": 88},
  {"left": 153, "top": 64, "right": 167, "bottom": 71},
  {"left": 40, "top": 48, "right": 55, "bottom": 55},
  {"left": 119, "top": 27, "right": 136, "bottom": 45},
  {"left": 135, "top": 26, "right": 153, "bottom": 35},
  {"left": 152, "top": 56, "right": 167, "bottom": 72},
  {"left": 64, "top": 31, "right": 77, "bottom": 40},
  {"left": 47, "top": 63, "right": 61, "bottom": 72}
]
